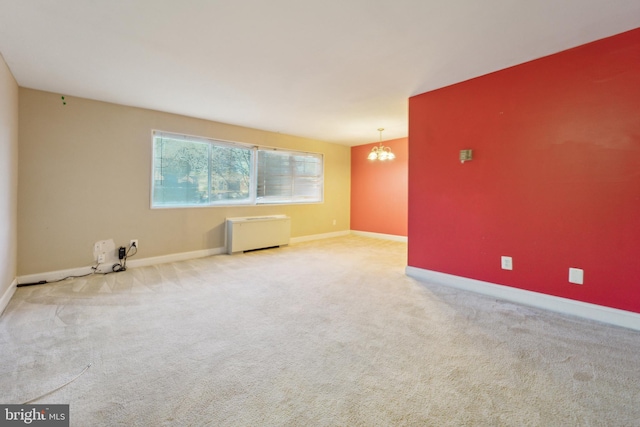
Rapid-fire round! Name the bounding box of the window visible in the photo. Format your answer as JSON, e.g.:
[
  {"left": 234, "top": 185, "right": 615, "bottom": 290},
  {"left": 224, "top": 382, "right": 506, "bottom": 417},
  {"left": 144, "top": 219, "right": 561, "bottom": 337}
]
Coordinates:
[
  {"left": 257, "top": 150, "right": 323, "bottom": 204},
  {"left": 152, "top": 133, "right": 253, "bottom": 207},
  {"left": 152, "top": 131, "right": 323, "bottom": 208}
]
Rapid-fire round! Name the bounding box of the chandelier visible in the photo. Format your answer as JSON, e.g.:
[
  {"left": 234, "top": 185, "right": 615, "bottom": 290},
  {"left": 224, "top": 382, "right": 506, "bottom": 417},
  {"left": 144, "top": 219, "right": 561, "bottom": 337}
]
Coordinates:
[{"left": 367, "top": 128, "right": 395, "bottom": 161}]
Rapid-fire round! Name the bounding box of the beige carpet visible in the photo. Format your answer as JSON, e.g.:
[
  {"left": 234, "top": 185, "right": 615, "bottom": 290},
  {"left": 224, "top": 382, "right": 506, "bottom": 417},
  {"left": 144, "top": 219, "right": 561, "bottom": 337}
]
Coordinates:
[{"left": 1, "top": 236, "right": 639, "bottom": 426}]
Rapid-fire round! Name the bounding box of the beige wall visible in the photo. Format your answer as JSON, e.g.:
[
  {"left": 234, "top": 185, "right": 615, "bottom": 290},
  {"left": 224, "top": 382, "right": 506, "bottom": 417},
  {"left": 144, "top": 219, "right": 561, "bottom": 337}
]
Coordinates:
[
  {"left": 18, "top": 89, "right": 351, "bottom": 275},
  {"left": 0, "top": 54, "right": 19, "bottom": 299}
]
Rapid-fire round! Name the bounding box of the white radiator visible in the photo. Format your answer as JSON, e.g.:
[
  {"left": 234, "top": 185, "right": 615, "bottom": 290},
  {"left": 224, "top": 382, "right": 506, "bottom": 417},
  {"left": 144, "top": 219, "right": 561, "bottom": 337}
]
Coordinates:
[{"left": 226, "top": 215, "right": 291, "bottom": 254}]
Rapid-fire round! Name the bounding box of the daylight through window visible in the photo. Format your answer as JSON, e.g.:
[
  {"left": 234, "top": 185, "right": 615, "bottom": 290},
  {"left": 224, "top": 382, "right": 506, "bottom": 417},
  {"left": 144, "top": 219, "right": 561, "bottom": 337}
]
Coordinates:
[{"left": 152, "top": 132, "right": 323, "bottom": 208}]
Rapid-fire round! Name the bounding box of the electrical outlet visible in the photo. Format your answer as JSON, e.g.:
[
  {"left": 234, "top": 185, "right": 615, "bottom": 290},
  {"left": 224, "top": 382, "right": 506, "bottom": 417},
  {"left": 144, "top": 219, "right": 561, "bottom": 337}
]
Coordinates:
[
  {"left": 130, "top": 239, "right": 138, "bottom": 249},
  {"left": 98, "top": 253, "right": 106, "bottom": 263},
  {"left": 501, "top": 256, "right": 513, "bottom": 270},
  {"left": 569, "top": 268, "right": 584, "bottom": 285}
]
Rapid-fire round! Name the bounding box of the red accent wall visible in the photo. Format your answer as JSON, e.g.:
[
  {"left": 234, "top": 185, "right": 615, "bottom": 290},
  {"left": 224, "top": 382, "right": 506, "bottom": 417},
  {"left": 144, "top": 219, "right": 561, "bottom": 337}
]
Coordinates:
[
  {"left": 408, "top": 28, "right": 640, "bottom": 313},
  {"left": 351, "top": 137, "right": 408, "bottom": 236}
]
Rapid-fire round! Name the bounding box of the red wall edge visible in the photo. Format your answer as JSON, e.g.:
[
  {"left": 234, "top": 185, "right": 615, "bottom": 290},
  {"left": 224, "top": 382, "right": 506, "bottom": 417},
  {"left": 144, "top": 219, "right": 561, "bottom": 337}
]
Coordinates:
[
  {"left": 408, "top": 27, "right": 640, "bottom": 313},
  {"left": 351, "top": 137, "right": 408, "bottom": 236}
]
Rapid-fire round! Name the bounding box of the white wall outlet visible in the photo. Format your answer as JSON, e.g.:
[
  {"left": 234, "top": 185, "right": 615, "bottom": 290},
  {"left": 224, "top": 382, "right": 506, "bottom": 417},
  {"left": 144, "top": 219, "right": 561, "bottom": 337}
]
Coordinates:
[
  {"left": 569, "top": 268, "right": 584, "bottom": 285},
  {"left": 97, "top": 253, "right": 106, "bottom": 263},
  {"left": 130, "top": 239, "right": 138, "bottom": 248},
  {"left": 501, "top": 256, "right": 513, "bottom": 270}
]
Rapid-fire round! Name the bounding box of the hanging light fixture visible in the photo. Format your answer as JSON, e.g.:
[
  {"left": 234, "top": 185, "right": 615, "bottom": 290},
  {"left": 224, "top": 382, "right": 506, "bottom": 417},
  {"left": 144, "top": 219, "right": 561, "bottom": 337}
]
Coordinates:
[{"left": 367, "top": 128, "right": 395, "bottom": 161}]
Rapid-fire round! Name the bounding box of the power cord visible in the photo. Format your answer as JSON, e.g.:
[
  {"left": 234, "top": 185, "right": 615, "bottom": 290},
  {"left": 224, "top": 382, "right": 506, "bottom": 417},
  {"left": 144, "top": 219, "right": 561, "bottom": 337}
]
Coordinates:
[
  {"left": 22, "top": 363, "right": 92, "bottom": 404},
  {"left": 17, "top": 265, "right": 100, "bottom": 287}
]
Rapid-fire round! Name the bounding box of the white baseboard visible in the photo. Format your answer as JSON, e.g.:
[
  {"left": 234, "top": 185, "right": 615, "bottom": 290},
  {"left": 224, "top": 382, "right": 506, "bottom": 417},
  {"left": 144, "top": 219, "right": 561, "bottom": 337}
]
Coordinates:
[
  {"left": 351, "top": 230, "right": 408, "bottom": 243},
  {"left": 126, "top": 247, "right": 226, "bottom": 268},
  {"left": 405, "top": 266, "right": 640, "bottom": 332},
  {"left": 16, "top": 232, "right": 379, "bottom": 285},
  {"left": 0, "top": 278, "right": 18, "bottom": 316},
  {"left": 17, "top": 247, "right": 227, "bottom": 285},
  {"left": 17, "top": 230, "right": 349, "bottom": 284},
  {"left": 18, "top": 266, "right": 96, "bottom": 285},
  {"left": 290, "top": 230, "right": 350, "bottom": 244},
  {"left": 19, "top": 233, "right": 355, "bottom": 284}
]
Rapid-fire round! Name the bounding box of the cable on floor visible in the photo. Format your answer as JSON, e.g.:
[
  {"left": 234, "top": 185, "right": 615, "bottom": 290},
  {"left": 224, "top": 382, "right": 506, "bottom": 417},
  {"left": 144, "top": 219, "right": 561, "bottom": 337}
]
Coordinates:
[{"left": 22, "top": 363, "right": 93, "bottom": 404}]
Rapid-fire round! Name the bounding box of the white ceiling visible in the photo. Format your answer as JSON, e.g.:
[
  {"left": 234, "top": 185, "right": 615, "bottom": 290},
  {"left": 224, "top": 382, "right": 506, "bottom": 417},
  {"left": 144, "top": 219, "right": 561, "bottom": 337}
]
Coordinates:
[{"left": 1, "top": 1, "right": 639, "bottom": 146}]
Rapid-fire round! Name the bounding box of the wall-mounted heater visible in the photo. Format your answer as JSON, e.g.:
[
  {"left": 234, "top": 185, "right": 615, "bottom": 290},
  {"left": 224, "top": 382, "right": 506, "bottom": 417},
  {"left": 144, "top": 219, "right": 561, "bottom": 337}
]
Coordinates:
[{"left": 226, "top": 215, "right": 291, "bottom": 254}]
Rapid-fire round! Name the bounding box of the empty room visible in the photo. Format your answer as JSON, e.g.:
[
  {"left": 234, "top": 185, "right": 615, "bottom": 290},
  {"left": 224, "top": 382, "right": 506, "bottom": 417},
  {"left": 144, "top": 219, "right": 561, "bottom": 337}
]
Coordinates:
[{"left": 1, "top": 1, "right": 640, "bottom": 425}]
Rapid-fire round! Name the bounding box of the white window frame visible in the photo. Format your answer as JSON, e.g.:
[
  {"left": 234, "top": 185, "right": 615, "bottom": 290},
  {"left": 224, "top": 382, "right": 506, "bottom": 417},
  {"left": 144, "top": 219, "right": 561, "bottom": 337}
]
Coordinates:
[
  {"left": 256, "top": 148, "right": 325, "bottom": 205},
  {"left": 151, "top": 130, "right": 324, "bottom": 209}
]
